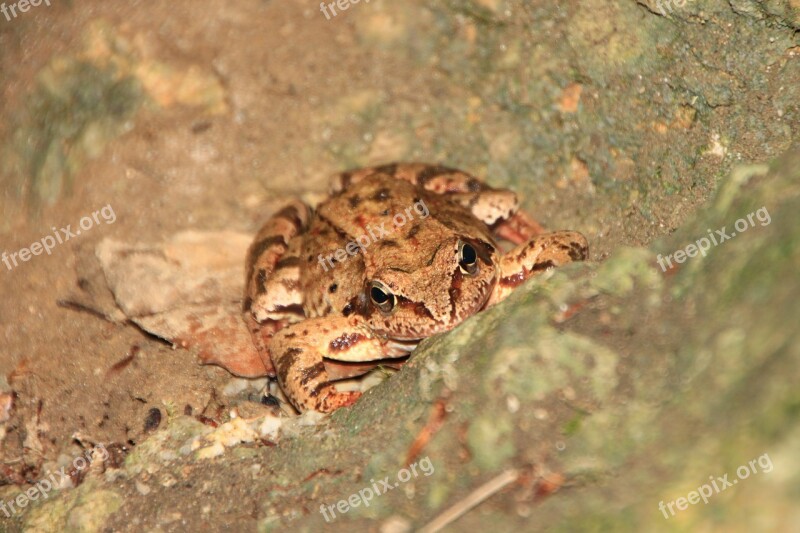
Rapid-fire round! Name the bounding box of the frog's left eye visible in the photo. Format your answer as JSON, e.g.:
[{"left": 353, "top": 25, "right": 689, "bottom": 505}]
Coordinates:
[
  {"left": 458, "top": 240, "right": 479, "bottom": 275},
  {"left": 369, "top": 281, "right": 396, "bottom": 314}
]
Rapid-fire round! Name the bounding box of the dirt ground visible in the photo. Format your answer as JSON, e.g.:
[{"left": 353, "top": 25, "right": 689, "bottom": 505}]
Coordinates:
[{"left": 1, "top": 0, "right": 798, "bottom": 531}]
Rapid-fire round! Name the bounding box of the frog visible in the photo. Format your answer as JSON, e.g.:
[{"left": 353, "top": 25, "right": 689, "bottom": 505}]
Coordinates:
[{"left": 243, "top": 163, "right": 589, "bottom": 413}]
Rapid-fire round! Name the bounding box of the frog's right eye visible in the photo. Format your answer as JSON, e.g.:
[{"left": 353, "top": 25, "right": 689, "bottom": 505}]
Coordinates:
[
  {"left": 369, "top": 281, "right": 396, "bottom": 314},
  {"left": 458, "top": 240, "right": 479, "bottom": 276}
]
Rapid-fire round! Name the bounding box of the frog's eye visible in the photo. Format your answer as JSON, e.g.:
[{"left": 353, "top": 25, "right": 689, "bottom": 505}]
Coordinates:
[
  {"left": 369, "top": 281, "right": 396, "bottom": 314},
  {"left": 458, "top": 240, "right": 479, "bottom": 275}
]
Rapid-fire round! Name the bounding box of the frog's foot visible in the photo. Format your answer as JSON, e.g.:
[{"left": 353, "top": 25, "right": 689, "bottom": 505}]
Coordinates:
[
  {"left": 493, "top": 210, "right": 546, "bottom": 244},
  {"left": 269, "top": 317, "right": 398, "bottom": 413},
  {"left": 487, "top": 231, "right": 589, "bottom": 306}
]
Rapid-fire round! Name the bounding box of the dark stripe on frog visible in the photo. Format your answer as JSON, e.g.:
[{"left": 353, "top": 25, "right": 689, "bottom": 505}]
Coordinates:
[
  {"left": 378, "top": 240, "right": 399, "bottom": 248},
  {"left": 371, "top": 188, "right": 392, "bottom": 201},
  {"left": 246, "top": 236, "right": 287, "bottom": 286},
  {"left": 339, "top": 171, "right": 354, "bottom": 189},
  {"left": 499, "top": 271, "right": 526, "bottom": 288},
  {"left": 342, "top": 294, "right": 367, "bottom": 317},
  {"left": 242, "top": 296, "right": 253, "bottom": 312},
  {"left": 272, "top": 304, "right": 305, "bottom": 316},
  {"left": 348, "top": 195, "right": 362, "bottom": 208},
  {"left": 567, "top": 242, "right": 588, "bottom": 261},
  {"left": 374, "top": 163, "right": 398, "bottom": 176},
  {"left": 275, "top": 256, "right": 302, "bottom": 269},
  {"left": 309, "top": 381, "right": 329, "bottom": 398},
  {"left": 329, "top": 332, "right": 369, "bottom": 352},
  {"left": 467, "top": 178, "right": 483, "bottom": 192},
  {"left": 500, "top": 260, "right": 557, "bottom": 288},
  {"left": 448, "top": 268, "right": 463, "bottom": 320},
  {"left": 415, "top": 165, "right": 456, "bottom": 187},
  {"left": 276, "top": 347, "right": 303, "bottom": 385},
  {"left": 406, "top": 224, "right": 421, "bottom": 239},
  {"left": 299, "top": 362, "right": 326, "bottom": 386},
  {"left": 474, "top": 239, "right": 495, "bottom": 266},
  {"left": 397, "top": 296, "right": 435, "bottom": 319},
  {"left": 464, "top": 192, "right": 481, "bottom": 208},
  {"left": 425, "top": 242, "right": 445, "bottom": 266},
  {"left": 274, "top": 205, "right": 306, "bottom": 233},
  {"left": 257, "top": 268, "right": 268, "bottom": 294},
  {"left": 532, "top": 260, "right": 557, "bottom": 271}
]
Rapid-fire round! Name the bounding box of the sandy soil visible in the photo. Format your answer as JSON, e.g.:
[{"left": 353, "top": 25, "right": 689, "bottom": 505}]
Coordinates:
[{"left": 1, "top": 0, "right": 797, "bottom": 531}]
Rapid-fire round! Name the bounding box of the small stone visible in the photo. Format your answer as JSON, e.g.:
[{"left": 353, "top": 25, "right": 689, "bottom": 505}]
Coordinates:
[
  {"left": 381, "top": 516, "right": 411, "bottom": 533},
  {"left": 259, "top": 415, "right": 282, "bottom": 439},
  {"left": 197, "top": 442, "right": 225, "bottom": 459},
  {"left": 144, "top": 408, "right": 162, "bottom": 433},
  {"left": 135, "top": 479, "right": 151, "bottom": 495},
  {"left": 222, "top": 378, "right": 250, "bottom": 397},
  {"left": 159, "top": 450, "right": 177, "bottom": 462},
  {"left": 506, "top": 395, "right": 520, "bottom": 413}
]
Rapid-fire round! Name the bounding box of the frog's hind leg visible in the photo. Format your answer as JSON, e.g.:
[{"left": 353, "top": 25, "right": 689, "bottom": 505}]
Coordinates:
[
  {"left": 331, "top": 163, "right": 482, "bottom": 194},
  {"left": 269, "top": 316, "right": 400, "bottom": 412},
  {"left": 243, "top": 201, "right": 311, "bottom": 376},
  {"left": 487, "top": 231, "right": 589, "bottom": 306},
  {"left": 332, "top": 163, "right": 546, "bottom": 244},
  {"left": 446, "top": 191, "right": 547, "bottom": 244}
]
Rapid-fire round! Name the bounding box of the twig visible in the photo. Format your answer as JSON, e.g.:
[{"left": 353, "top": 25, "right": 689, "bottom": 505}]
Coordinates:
[{"left": 419, "top": 469, "right": 520, "bottom": 533}]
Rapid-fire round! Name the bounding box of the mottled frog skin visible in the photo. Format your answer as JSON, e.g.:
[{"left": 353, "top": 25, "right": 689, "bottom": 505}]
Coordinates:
[{"left": 243, "top": 163, "right": 588, "bottom": 412}]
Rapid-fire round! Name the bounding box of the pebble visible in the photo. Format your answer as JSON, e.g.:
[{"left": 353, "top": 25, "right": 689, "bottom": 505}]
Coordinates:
[{"left": 135, "top": 480, "right": 151, "bottom": 495}]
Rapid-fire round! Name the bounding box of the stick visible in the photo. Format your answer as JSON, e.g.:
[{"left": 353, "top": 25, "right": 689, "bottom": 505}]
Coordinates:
[{"left": 419, "top": 469, "right": 520, "bottom": 533}]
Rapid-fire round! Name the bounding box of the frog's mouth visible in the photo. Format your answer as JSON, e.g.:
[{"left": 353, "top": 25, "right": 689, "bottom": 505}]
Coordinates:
[{"left": 322, "top": 355, "right": 410, "bottom": 381}]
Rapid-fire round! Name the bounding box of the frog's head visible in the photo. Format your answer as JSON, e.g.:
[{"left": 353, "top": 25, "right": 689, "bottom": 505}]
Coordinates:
[{"left": 363, "top": 235, "right": 499, "bottom": 340}]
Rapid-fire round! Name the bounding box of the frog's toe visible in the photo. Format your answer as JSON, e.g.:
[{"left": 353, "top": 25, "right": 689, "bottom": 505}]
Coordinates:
[
  {"left": 289, "top": 379, "right": 363, "bottom": 413},
  {"left": 493, "top": 209, "right": 547, "bottom": 244},
  {"left": 317, "top": 389, "right": 362, "bottom": 413}
]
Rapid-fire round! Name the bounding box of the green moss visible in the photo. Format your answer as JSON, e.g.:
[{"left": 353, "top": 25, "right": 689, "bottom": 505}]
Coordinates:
[
  {"left": 466, "top": 414, "right": 515, "bottom": 470},
  {"left": 9, "top": 60, "right": 142, "bottom": 208}
]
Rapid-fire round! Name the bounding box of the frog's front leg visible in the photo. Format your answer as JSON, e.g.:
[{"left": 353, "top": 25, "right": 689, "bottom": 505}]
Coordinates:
[
  {"left": 269, "top": 316, "right": 401, "bottom": 412},
  {"left": 487, "top": 231, "right": 589, "bottom": 306}
]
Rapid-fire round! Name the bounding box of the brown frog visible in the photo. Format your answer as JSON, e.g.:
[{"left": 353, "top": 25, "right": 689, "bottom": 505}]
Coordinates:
[{"left": 243, "top": 163, "right": 588, "bottom": 412}]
